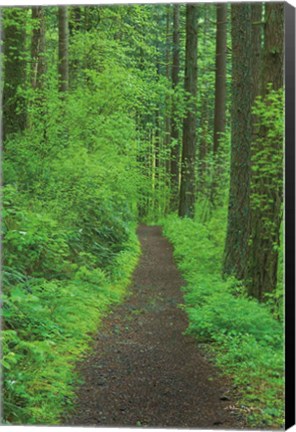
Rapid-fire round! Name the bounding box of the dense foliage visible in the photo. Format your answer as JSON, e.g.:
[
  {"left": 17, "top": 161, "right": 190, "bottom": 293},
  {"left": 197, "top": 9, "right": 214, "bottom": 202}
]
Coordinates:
[
  {"left": 162, "top": 213, "right": 284, "bottom": 428},
  {"left": 2, "top": 6, "right": 145, "bottom": 424},
  {"left": 2, "top": 3, "right": 284, "bottom": 428}
]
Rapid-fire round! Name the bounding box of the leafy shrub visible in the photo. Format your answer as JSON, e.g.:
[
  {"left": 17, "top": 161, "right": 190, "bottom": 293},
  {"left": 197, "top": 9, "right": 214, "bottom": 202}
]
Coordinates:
[
  {"left": 162, "top": 213, "right": 284, "bottom": 428},
  {"left": 3, "top": 238, "right": 140, "bottom": 424},
  {"left": 2, "top": 39, "right": 142, "bottom": 423}
]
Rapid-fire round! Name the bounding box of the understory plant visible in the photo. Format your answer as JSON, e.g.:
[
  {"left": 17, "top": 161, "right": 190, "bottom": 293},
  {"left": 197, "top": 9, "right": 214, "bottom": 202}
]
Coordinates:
[
  {"left": 2, "top": 47, "right": 142, "bottom": 423},
  {"left": 162, "top": 212, "right": 284, "bottom": 429},
  {"left": 3, "top": 233, "right": 140, "bottom": 424}
]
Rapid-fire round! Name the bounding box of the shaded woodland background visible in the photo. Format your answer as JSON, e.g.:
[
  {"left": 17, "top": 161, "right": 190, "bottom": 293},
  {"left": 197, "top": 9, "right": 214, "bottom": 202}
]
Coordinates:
[{"left": 2, "top": 2, "right": 284, "bottom": 428}]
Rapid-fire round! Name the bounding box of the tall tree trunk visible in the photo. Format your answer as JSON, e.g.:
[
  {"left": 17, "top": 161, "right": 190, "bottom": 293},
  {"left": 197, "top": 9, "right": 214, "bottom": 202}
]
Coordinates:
[
  {"left": 251, "top": 3, "right": 263, "bottom": 102},
  {"left": 179, "top": 4, "right": 198, "bottom": 218},
  {"left": 246, "top": 3, "right": 263, "bottom": 297},
  {"left": 164, "top": 5, "right": 171, "bottom": 180},
  {"left": 170, "top": 4, "right": 180, "bottom": 211},
  {"left": 223, "top": 3, "right": 252, "bottom": 279},
  {"left": 249, "top": 3, "right": 263, "bottom": 157},
  {"left": 262, "top": 3, "right": 284, "bottom": 92},
  {"left": 3, "top": 8, "right": 27, "bottom": 140},
  {"left": 197, "top": 102, "right": 208, "bottom": 197},
  {"left": 211, "top": 3, "right": 227, "bottom": 204},
  {"left": 197, "top": 4, "right": 210, "bottom": 199},
  {"left": 248, "top": 3, "right": 284, "bottom": 300},
  {"left": 31, "top": 7, "right": 46, "bottom": 90},
  {"left": 58, "top": 6, "right": 69, "bottom": 92},
  {"left": 154, "top": 110, "right": 160, "bottom": 179}
]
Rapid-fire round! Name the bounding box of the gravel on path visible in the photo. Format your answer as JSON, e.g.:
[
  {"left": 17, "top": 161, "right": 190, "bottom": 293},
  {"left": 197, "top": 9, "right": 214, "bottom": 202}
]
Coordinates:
[{"left": 65, "top": 225, "right": 246, "bottom": 428}]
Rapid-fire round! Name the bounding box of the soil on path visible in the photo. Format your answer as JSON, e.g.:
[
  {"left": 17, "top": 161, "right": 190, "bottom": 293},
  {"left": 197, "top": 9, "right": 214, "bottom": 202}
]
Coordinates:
[{"left": 66, "top": 225, "right": 246, "bottom": 428}]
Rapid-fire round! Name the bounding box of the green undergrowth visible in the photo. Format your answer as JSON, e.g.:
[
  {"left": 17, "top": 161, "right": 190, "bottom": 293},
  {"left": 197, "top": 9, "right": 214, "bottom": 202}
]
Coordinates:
[
  {"left": 3, "top": 231, "right": 140, "bottom": 425},
  {"left": 162, "top": 212, "right": 284, "bottom": 429},
  {"left": 2, "top": 42, "right": 144, "bottom": 425},
  {"left": 2, "top": 206, "right": 140, "bottom": 425}
]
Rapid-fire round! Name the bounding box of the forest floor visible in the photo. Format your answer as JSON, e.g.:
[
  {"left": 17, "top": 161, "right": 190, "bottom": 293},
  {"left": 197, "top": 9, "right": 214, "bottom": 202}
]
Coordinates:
[{"left": 65, "top": 225, "right": 247, "bottom": 428}]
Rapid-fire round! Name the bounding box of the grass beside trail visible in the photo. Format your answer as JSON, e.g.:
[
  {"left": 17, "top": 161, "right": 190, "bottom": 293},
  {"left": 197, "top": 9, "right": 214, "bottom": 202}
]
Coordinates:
[
  {"left": 162, "top": 213, "right": 284, "bottom": 429},
  {"left": 3, "top": 231, "right": 140, "bottom": 425}
]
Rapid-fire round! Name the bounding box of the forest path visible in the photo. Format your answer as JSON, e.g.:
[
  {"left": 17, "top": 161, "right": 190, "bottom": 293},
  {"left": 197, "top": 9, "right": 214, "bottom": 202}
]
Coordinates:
[{"left": 66, "top": 225, "right": 245, "bottom": 428}]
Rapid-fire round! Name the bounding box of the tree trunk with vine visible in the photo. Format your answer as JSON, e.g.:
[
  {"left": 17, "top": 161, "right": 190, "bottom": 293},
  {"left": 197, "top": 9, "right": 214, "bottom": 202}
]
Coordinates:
[{"left": 248, "top": 3, "right": 284, "bottom": 300}]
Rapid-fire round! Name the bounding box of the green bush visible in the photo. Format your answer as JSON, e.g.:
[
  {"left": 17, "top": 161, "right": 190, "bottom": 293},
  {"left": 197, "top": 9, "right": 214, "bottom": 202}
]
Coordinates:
[
  {"left": 162, "top": 213, "right": 284, "bottom": 428},
  {"left": 3, "top": 237, "right": 140, "bottom": 425},
  {"left": 2, "top": 43, "right": 142, "bottom": 423}
]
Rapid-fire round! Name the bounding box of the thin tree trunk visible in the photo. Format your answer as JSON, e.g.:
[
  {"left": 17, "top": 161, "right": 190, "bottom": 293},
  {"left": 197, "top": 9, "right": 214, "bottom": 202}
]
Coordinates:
[
  {"left": 197, "top": 102, "right": 208, "bottom": 197},
  {"left": 246, "top": 3, "right": 263, "bottom": 298},
  {"left": 31, "top": 7, "right": 46, "bottom": 90},
  {"left": 164, "top": 5, "right": 172, "bottom": 179},
  {"left": 58, "top": 6, "right": 69, "bottom": 92},
  {"left": 179, "top": 4, "right": 198, "bottom": 218},
  {"left": 197, "top": 4, "right": 210, "bottom": 199},
  {"left": 211, "top": 3, "right": 227, "bottom": 204},
  {"left": 170, "top": 4, "right": 180, "bottom": 211},
  {"left": 223, "top": 3, "right": 252, "bottom": 279}
]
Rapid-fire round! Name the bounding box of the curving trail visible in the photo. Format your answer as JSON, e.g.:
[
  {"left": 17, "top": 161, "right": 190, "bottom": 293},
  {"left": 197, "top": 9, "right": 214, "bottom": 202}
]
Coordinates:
[{"left": 66, "top": 225, "right": 245, "bottom": 428}]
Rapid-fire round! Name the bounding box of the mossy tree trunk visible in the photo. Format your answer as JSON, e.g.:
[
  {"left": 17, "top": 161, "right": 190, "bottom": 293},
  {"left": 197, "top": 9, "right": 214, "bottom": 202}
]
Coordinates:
[{"left": 248, "top": 3, "right": 284, "bottom": 301}]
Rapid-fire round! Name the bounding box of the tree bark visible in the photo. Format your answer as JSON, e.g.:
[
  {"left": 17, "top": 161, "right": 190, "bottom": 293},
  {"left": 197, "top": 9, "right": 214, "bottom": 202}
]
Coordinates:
[
  {"left": 262, "top": 3, "right": 284, "bottom": 93},
  {"left": 211, "top": 3, "right": 227, "bottom": 204},
  {"left": 3, "top": 8, "right": 27, "bottom": 140},
  {"left": 164, "top": 5, "right": 172, "bottom": 179},
  {"left": 197, "top": 101, "right": 208, "bottom": 197},
  {"left": 223, "top": 3, "right": 252, "bottom": 279},
  {"left": 58, "top": 6, "right": 69, "bottom": 92},
  {"left": 178, "top": 4, "right": 198, "bottom": 218},
  {"left": 248, "top": 3, "right": 284, "bottom": 300},
  {"left": 197, "top": 4, "right": 210, "bottom": 199},
  {"left": 31, "top": 7, "right": 46, "bottom": 90},
  {"left": 170, "top": 4, "right": 180, "bottom": 211},
  {"left": 251, "top": 3, "right": 263, "bottom": 102}
]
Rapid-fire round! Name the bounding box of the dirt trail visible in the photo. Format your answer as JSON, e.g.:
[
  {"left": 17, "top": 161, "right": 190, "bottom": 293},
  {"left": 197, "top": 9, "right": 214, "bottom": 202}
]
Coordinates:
[{"left": 66, "top": 225, "right": 245, "bottom": 428}]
